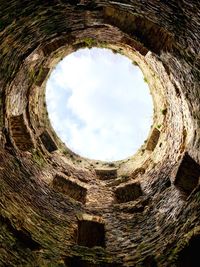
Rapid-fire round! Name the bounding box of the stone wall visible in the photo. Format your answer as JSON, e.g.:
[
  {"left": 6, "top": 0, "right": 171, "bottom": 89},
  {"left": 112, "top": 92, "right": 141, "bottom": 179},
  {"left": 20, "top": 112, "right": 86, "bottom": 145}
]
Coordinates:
[{"left": 0, "top": 0, "right": 200, "bottom": 266}]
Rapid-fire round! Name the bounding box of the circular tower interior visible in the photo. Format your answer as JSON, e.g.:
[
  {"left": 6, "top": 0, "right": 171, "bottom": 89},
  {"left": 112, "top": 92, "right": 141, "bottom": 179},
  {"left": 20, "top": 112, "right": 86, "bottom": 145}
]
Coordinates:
[{"left": 0, "top": 1, "right": 200, "bottom": 267}]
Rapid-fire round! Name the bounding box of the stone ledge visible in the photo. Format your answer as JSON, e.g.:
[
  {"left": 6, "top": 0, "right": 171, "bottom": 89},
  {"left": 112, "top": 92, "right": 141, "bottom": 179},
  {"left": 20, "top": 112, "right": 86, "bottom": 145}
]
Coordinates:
[
  {"left": 115, "top": 182, "right": 143, "bottom": 203},
  {"left": 95, "top": 167, "right": 117, "bottom": 180},
  {"left": 53, "top": 173, "right": 87, "bottom": 204}
]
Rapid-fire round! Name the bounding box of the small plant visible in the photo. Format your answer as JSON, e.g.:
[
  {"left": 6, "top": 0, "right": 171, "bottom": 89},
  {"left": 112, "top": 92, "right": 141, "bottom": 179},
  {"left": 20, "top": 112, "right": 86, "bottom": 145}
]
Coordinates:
[
  {"left": 63, "top": 150, "right": 68, "bottom": 156},
  {"left": 83, "top": 38, "right": 96, "bottom": 48},
  {"left": 32, "top": 150, "right": 46, "bottom": 167},
  {"left": 157, "top": 124, "right": 162, "bottom": 129},
  {"left": 161, "top": 108, "right": 167, "bottom": 115},
  {"left": 143, "top": 77, "right": 148, "bottom": 83},
  {"left": 132, "top": 60, "right": 138, "bottom": 66}
]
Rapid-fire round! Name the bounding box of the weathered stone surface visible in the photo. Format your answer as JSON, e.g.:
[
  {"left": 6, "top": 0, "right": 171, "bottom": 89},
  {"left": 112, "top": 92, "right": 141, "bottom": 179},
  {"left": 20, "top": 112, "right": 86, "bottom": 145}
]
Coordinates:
[
  {"left": 0, "top": 0, "right": 200, "bottom": 266},
  {"left": 106, "top": 175, "right": 130, "bottom": 187},
  {"left": 53, "top": 173, "right": 87, "bottom": 204},
  {"left": 174, "top": 153, "right": 200, "bottom": 194},
  {"left": 131, "top": 168, "right": 145, "bottom": 178},
  {"left": 146, "top": 128, "right": 160, "bottom": 151},
  {"left": 40, "top": 130, "right": 57, "bottom": 152},
  {"left": 35, "top": 67, "right": 49, "bottom": 86},
  {"left": 9, "top": 114, "right": 34, "bottom": 151},
  {"left": 115, "top": 182, "right": 143, "bottom": 203},
  {"left": 95, "top": 167, "right": 117, "bottom": 180}
]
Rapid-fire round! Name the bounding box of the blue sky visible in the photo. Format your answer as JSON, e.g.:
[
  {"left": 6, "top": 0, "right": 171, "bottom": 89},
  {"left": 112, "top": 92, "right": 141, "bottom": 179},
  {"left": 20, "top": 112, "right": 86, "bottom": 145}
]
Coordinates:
[{"left": 46, "top": 48, "right": 153, "bottom": 161}]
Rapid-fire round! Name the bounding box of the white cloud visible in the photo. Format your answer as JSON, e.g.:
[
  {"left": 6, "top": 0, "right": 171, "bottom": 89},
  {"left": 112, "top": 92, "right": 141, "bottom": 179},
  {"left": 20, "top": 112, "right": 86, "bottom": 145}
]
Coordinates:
[{"left": 46, "top": 48, "right": 153, "bottom": 161}]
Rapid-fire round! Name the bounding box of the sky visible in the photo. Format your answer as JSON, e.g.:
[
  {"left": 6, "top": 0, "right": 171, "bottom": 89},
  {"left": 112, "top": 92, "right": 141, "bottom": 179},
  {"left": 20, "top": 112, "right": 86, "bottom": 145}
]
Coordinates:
[{"left": 46, "top": 48, "right": 153, "bottom": 161}]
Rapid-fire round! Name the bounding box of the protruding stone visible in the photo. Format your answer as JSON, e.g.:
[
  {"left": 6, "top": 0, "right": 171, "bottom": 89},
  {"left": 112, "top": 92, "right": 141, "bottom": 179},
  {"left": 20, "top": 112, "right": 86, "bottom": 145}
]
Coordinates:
[
  {"left": 106, "top": 175, "right": 130, "bottom": 187},
  {"left": 146, "top": 128, "right": 160, "bottom": 151},
  {"left": 9, "top": 114, "right": 34, "bottom": 151},
  {"left": 131, "top": 168, "right": 145, "bottom": 178},
  {"left": 174, "top": 153, "right": 200, "bottom": 194},
  {"left": 53, "top": 174, "right": 87, "bottom": 204},
  {"left": 40, "top": 130, "right": 57, "bottom": 152},
  {"left": 35, "top": 68, "right": 49, "bottom": 86},
  {"left": 104, "top": 6, "right": 173, "bottom": 54},
  {"left": 77, "top": 214, "right": 105, "bottom": 248},
  {"left": 115, "top": 182, "right": 143, "bottom": 203},
  {"left": 42, "top": 36, "right": 74, "bottom": 56},
  {"left": 95, "top": 167, "right": 117, "bottom": 180}
]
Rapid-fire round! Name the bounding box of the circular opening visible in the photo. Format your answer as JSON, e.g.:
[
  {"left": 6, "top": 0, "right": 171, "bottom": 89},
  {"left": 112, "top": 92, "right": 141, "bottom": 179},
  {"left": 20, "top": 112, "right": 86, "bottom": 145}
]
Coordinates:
[{"left": 46, "top": 48, "right": 153, "bottom": 161}]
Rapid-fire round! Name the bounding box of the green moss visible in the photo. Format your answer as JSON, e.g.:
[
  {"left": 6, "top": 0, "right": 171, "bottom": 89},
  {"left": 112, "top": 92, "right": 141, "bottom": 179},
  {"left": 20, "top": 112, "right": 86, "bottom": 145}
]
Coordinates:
[
  {"left": 29, "top": 68, "right": 36, "bottom": 82},
  {"left": 143, "top": 77, "right": 148, "bottom": 83},
  {"left": 31, "top": 150, "right": 46, "bottom": 167},
  {"left": 29, "top": 66, "right": 45, "bottom": 84},
  {"left": 62, "top": 150, "right": 68, "bottom": 156},
  {"left": 166, "top": 227, "right": 200, "bottom": 264},
  {"left": 132, "top": 60, "right": 138, "bottom": 66},
  {"left": 157, "top": 124, "right": 162, "bottom": 129},
  {"left": 36, "top": 66, "right": 44, "bottom": 82},
  {"left": 83, "top": 38, "right": 97, "bottom": 48},
  {"left": 196, "top": 191, "right": 200, "bottom": 202}
]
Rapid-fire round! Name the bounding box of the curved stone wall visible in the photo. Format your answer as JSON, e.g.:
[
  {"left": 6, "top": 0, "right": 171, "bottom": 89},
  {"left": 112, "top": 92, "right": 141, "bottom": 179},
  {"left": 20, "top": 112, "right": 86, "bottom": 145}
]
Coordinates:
[{"left": 0, "top": 1, "right": 200, "bottom": 266}]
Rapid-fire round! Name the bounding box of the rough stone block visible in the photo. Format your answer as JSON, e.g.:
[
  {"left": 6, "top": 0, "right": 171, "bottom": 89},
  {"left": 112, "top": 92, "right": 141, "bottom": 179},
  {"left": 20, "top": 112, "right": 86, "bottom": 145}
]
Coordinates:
[
  {"left": 42, "top": 36, "right": 74, "bottom": 56},
  {"left": 131, "top": 168, "right": 145, "bottom": 178},
  {"left": 146, "top": 128, "right": 160, "bottom": 151},
  {"left": 95, "top": 167, "right": 117, "bottom": 180},
  {"left": 10, "top": 114, "right": 34, "bottom": 151},
  {"left": 104, "top": 6, "right": 173, "bottom": 54},
  {"left": 77, "top": 216, "right": 105, "bottom": 248},
  {"left": 40, "top": 130, "right": 57, "bottom": 152},
  {"left": 115, "top": 182, "right": 143, "bottom": 203},
  {"left": 174, "top": 153, "right": 200, "bottom": 194},
  {"left": 53, "top": 174, "right": 87, "bottom": 204}
]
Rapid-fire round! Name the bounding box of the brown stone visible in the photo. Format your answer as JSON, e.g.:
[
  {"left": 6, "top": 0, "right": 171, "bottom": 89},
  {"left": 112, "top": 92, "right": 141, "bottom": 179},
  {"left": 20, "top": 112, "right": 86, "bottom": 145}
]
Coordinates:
[
  {"left": 146, "top": 128, "right": 160, "bottom": 151},
  {"left": 35, "top": 68, "right": 50, "bottom": 87},
  {"left": 0, "top": 0, "right": 200, "bottom": 266},
  {"left": 115, "top": 182, "right": 143, "bottom": 203},
  {"left": 131, "top": 168, "right": 145, "bottom": 178},
  {"left": 9, "top": 114, "right": 34, "bottom": 151},
  {"left": 95, "top": 167, "right": 117, "bottom": 180},
  {"left": 40, "top": 130, "right": 57, "bottom": 152},
  {"left": 53, "top": 173, "right": 87, "bottom": 204}
]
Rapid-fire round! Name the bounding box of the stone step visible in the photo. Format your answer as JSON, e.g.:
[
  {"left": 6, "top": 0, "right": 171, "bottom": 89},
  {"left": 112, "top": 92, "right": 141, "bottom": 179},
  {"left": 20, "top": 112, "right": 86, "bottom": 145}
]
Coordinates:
[
  {"left": 106, "top": 175, "right": 130, "bottom": 187},
  {"left": 53, "top": 173, "right": 87, "bottom": 204}
]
